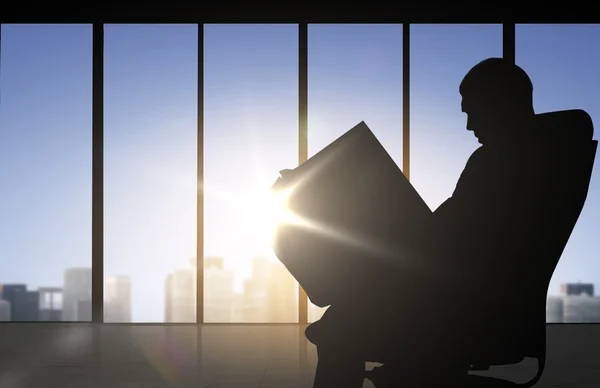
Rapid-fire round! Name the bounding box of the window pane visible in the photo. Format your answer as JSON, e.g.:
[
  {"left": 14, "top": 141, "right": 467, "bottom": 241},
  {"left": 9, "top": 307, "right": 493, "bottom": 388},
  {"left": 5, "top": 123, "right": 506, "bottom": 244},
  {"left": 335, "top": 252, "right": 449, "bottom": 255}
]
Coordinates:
[
  {"left": 0, "top": 24, "right": 92, "bottom": 322},
  {"left": 410, "top": 24, "right": 502, "bottom": 211},
  {"left": 104, "top": 25, "right": 198, "bottom": 323},
  {"left": 517, "top": 24, "right": 600, "bottom": 323},
  {"left": 204, "top": 24, "right": 299, "bottom": 323},
  {"left": 307, "top": 24, "right": 403, "bottom": 323}
]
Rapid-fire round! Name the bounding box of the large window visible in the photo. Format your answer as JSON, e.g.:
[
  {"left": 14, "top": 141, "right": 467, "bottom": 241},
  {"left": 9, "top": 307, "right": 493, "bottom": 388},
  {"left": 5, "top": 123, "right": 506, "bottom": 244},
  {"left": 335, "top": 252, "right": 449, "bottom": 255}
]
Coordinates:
[
  {"left": 410, "top": 24, "right": 502, "bottom": 212},
  {"left": 0, "top": 24, "right": 92, "bottom": 322},
  {"left": 104, "top": 24, "right": 198, "bottom": 323},
  {"left": 306, "top": 24, "right": 404, "bottom": 322},
  {"left": 517, "top": 24, "right": 600, "bottom": 323},
  {"left": 2, "top": 23, "right": 598, "bottom": 324},
  {"left": 204, "top": 24, "right": 299, "bottom": 323}
]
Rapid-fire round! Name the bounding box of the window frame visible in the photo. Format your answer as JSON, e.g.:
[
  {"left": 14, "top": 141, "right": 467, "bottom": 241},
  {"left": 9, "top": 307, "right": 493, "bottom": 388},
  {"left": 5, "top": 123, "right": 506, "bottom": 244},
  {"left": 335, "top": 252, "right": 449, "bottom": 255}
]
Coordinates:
[{"left": 19, "top": 22, "right": 514, "bottom": 323}]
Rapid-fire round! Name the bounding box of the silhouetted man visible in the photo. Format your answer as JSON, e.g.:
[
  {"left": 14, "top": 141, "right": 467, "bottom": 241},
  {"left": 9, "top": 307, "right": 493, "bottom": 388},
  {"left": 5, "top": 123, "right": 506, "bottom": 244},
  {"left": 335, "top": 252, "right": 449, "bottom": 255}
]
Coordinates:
[{"left": 277, "top": 58, "right": 568, "bottom": 387}]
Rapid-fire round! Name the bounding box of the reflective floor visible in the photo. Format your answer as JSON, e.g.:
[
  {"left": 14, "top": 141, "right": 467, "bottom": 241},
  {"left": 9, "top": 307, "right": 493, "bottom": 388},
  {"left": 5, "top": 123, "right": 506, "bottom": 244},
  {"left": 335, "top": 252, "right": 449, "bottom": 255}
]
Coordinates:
[{"left": 0, "top": 324, "right": 598, "bottom": 387}]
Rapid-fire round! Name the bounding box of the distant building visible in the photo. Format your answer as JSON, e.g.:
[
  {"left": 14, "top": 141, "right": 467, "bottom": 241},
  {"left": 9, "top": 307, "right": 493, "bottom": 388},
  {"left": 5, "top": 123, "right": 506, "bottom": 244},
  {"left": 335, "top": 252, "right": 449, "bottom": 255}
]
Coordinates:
[
  {"left": 242, "top": 257, "right": 270, "bottom": 322},
  {"left": 563, "top": 295, "right": 600, "bottom": 323},
  {"left": 561, "top": 283, "right": 594, "bottom": 297},
  {"left": 0, "top": 284, "right": 25, "bottom": 320},
  {"left": 165, "top": 269, "right": 195, "bottom": 323},
  {"left": 251, "top": 256, "right": 270, "bottom": 286},
  {"left": 0, "top": 284, "right": 39, "bottom": 321},
  {"left": 105, "top": 276, "right": 132, "bottom": 323},
  {"left": 204, "top": 257, "right": 234, "bottom": 323},
  {"left": 63, "top": 268, "right": 92, "bottom": 321},
  {"left": 38, "top": 287, "right": 63, "bottom": 322},
  {"left": 14, "top": 291, "right": 40, "bottom": 321},
  {"left": 165, "top": 275, "right": 172, "bottom": 323},
  {"left": 77, "top": 300, "right": 92, "bottom": 321},
  {"left": 205, "top": 257, "right": 224, "bottom": 270},
  {"left": 267, "top": 261, "right": 297, "bottom": 322},
  {"left": 231, "top": 293, "right": 245, "bottom": 322},
  {"left": 0, "top": 300, "right": 10, "bottom": 321},
  {"left": 546, "top": 296, "right": 564, "bottom": 323}
]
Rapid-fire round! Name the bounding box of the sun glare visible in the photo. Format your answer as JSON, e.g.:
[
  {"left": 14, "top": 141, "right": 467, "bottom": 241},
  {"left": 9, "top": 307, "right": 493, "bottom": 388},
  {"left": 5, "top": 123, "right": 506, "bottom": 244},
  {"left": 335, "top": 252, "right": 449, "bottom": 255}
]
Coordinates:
[{"left": 250, "top": 187, "right": 299, "bottom": 247}]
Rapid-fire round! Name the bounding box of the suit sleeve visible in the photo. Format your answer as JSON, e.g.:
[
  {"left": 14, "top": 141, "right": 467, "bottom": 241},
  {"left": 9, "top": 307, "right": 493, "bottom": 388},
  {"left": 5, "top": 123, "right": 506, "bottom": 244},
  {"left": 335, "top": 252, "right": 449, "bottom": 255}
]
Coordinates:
[{"left": 420, "top": 148, "right": 503, "bottom": 277}]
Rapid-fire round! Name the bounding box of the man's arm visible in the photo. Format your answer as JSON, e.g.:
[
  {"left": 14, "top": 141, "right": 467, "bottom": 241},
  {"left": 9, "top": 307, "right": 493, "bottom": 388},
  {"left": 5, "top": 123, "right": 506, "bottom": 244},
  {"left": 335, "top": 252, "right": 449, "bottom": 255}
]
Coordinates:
[{"left": 415, "top": 148, "right": 497, "bottom": 276}]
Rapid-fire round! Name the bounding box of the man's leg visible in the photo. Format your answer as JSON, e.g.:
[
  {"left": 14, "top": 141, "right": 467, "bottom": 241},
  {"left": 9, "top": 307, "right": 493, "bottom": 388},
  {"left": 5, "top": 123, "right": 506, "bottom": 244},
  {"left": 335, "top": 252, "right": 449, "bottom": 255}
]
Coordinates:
[
  {"left": 305, "top": 304, "right": 367, "bottom": 348},
  {"left": 312, "top": 344, "right": 365, "bottom": 388},
  {"left": 306, "top": 294, "right": 471, "bottom": 381}
]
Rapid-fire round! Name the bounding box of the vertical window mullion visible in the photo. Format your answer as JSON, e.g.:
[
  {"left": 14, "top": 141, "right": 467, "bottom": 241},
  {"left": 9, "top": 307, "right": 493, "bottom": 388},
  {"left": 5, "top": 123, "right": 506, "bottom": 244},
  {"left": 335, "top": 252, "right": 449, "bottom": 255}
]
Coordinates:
[
  {"left": 403, "top": 23, "right": 410, "bottom": 181},
  {"left": 91, "top": 22, "right": 104, "bottom": 323},
  {"left": 503, "top": 22, "right": 516, "bottom": 64},
  {"left": 197, "top": 23, "right": 205, "bottom": 324},
  {"left": 298, "top": 22, "right": 308, "bottom": 325}
]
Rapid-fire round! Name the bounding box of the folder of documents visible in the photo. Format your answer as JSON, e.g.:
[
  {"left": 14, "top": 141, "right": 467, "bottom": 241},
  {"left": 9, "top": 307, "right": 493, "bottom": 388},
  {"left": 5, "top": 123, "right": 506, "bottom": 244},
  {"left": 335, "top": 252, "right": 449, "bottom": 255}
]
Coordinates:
[{"left": 272, "top": 121, "right": 432, "bottom": 306}]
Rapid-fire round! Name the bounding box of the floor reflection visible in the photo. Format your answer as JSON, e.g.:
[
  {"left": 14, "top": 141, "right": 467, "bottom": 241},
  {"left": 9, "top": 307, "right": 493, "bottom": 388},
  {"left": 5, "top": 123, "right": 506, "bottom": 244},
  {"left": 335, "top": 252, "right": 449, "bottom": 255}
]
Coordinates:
[{"left": 0, "top": 324, "right": 596, "bottom": 387}]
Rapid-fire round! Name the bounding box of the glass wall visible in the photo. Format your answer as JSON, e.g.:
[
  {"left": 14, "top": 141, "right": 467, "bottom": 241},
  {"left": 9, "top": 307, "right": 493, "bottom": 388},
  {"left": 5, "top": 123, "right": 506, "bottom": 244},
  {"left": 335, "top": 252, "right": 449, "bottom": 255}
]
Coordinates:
[
  {"left": 0, "top": 24, "right": 93, "bottom": 322},
  {"left": 517, "top": 24, "right": 600, "bottom": 323},
  {"left": 410, "top": 24, "right": 502, "bottom": 212},
  {"left": 5, "top": 23, "right": 598, "bottom": 324},
  {"left": 307, "top": 24, "right": 404, "bottom": 322},
  {"left": 203, "top": 24, "right": 299, "bottom": 322},
  {"left": 104, "top": 24, "right": 198, "bottom": 322}
]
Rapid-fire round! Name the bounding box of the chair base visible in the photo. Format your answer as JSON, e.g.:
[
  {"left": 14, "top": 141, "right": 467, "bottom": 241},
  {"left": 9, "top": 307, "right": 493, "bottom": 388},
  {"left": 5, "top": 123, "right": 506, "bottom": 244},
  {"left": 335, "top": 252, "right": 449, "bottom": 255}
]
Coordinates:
[
  {"left": 464, "top": 375, "right": 518, "bottom": 387},
  {"left": 365, "top": 367, "right": 517, "bottom": 388}
]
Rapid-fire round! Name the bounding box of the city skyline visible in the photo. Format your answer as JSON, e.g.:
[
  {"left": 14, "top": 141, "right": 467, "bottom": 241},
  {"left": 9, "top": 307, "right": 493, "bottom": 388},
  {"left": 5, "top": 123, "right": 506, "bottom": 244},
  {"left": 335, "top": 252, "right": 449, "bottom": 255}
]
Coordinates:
[
  {"left": 1, "top": 256, "right": 598, "bottom": 322},
  {"left": 0, "top": 254, "right": 303, "bottom": 322},
  {"left": 1, "top": 24, "right": 599, "bottom": 322}
]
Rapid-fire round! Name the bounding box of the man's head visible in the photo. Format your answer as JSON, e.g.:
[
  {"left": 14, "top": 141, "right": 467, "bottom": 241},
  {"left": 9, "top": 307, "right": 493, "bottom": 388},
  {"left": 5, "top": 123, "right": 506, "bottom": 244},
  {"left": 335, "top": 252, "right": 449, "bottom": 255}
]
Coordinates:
[{"left": 460, "top": 58, "right": 535, "bottom": 145}]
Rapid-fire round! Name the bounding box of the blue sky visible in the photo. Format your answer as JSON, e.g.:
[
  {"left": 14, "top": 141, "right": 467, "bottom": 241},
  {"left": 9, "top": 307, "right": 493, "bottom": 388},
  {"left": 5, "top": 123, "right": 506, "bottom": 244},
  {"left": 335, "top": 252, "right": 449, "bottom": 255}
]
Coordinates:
[{"left": 0, "top": 24, "right": 598, "bottom": 322}]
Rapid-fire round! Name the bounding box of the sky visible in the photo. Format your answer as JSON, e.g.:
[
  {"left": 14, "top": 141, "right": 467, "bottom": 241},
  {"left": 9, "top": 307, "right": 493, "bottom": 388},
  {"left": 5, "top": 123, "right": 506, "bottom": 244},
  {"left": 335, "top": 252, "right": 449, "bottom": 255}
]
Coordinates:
[{"left": 0, "top": 24, "right": 598, "bottom": 322}]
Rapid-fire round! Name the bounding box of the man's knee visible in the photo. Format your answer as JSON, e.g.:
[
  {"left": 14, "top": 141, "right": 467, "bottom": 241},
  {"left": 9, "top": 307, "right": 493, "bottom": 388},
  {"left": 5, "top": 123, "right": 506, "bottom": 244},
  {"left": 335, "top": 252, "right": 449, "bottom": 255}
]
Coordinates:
[
  {"left": 313, "top": 345, "right": 365, "bottom": 388},
  {"left": 305, "top": 306, "right": 382, "bottom": 354}
]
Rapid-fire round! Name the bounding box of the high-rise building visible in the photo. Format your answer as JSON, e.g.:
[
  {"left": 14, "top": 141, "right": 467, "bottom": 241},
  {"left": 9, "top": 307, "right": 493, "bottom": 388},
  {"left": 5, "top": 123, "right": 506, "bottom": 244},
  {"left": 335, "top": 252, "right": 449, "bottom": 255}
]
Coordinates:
[
  {"left": 546, "top": 296, "right": 564, "bottom": 323},
  {"left": 105, "top": 276, "right": 132, "bottom": 322},
  {"left": 38, "top": 287, "right": 63, "bottom": 321},
  {"left": 0, "top": 300, "right": 10, "bottom": 321},
  {"left": 205, "top": 257, "right": 224, "bottom": 270},
  {"left": 165, "top": 269, "right": 195, "bottom": 323},
  {"left": 0, "top": 284, "right": 25, "bottom": 320},
  {"left": 561, "top": 283, "right": 594, "bottom": 297},
  {"left": 77, "top": 300, "right": 92, "bottom": 321},
  {"left": 563, "top": 295, "right": 600, "bottom": 323},
  {"left": 231, "top": 293, "right": 245, "bottom": 322},
  {"left": 13, "top": 291, "right": 40, "bottom": 321},
  {"left": 0, "top": 284, "right": 39, "bottom": 321},
  {"left": 63, "top": 268, "right": 92, "bottom": 321},
  {"left": 267, "top": 261, "right": 297, "bottom": 322},
  {"left": 165, "top": 274, "right": 173, "bottom": 323},
  {"left": 251, "top": 256, "right": 270, "bottom": 286},
  {"left": 204, "top": 257, "right": 234, "bottom": 322},
  {"left": 242, "top": 257, "right": 270, "bottom": 322}
]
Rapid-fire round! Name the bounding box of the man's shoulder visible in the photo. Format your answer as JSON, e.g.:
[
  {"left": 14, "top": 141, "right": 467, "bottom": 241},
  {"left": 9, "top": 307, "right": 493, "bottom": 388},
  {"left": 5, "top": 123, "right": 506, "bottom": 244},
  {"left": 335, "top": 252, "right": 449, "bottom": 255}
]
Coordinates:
[
  {"left": 469, "top": 146, "right": 486, "bottom": 159},
  {"left": 453, "top": 147, "right": 487, "bottom": 190},
  {"left": 464, "top": 146, "right": 488, "bottom": 168}
]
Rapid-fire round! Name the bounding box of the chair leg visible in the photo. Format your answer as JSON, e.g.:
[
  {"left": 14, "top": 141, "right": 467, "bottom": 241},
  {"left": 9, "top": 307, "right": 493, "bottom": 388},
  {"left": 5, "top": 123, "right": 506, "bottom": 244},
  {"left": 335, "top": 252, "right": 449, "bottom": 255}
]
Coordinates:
[
  {"left": 367, "top": 363, "right": 468, "bottom": 387},
  {"left": 312, "top": 344, "right": 365, "bottom": 388}
]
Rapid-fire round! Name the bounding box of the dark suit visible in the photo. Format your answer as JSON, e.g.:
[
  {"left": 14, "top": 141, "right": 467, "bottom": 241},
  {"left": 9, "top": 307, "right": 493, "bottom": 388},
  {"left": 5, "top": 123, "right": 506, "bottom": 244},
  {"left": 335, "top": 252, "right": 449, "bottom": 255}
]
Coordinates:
[{"left": 307, "top": 129, "right": 559, "bottom": 362}]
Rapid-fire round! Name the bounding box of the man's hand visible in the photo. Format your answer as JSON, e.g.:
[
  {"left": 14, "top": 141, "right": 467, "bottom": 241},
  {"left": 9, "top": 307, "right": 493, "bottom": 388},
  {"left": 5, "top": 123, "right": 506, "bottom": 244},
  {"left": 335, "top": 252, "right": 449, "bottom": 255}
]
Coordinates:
[{"left": 271, "top": 169, "right": 295, "bottom": 192}]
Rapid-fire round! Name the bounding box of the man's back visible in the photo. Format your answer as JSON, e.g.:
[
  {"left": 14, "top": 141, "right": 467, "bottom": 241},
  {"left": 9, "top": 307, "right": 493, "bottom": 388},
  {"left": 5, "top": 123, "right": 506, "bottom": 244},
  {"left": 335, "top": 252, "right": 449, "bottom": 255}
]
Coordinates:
[
  {"left": 417, "top": 132, "right": 547, "bottom": 285},
  {"left": 423, "top": 114, "right": 591, "bottom": 302}
]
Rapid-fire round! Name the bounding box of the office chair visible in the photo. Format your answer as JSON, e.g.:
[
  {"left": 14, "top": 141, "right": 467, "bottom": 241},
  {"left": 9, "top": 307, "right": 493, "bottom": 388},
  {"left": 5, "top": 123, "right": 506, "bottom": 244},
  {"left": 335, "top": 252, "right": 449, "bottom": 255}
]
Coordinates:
[{"left": 363, "top": 109, "right": 597, "bottom": 387}]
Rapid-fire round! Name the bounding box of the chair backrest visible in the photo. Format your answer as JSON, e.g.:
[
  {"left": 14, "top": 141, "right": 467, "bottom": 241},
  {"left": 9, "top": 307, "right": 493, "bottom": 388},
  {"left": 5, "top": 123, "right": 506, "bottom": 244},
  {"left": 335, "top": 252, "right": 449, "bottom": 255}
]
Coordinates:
[
  {"left": 474, "top": 109, "right": 597, "bottom": 364},
  {"left": 524, "top": 128, "right": 596, "bottom": 356}
]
